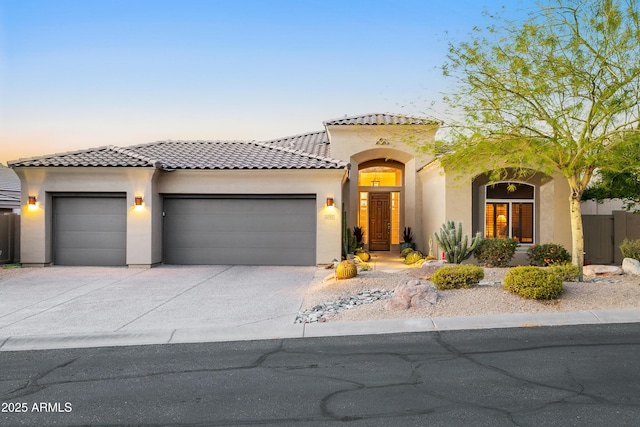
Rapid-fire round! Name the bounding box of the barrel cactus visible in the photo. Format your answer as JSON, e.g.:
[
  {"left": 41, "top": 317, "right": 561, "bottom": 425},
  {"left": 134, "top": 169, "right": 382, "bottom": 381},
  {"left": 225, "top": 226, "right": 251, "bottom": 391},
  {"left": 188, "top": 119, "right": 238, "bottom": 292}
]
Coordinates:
[
  {"left": 404, "top": 251, "right": 424, "bottom": 265},
  {"left": 400, "top": 248, "right": 415, "bottom": 258},
  {"left": 356, "top": 250, "right": 371, "bottom": 262},
  {"left": 335, "top": 260, "right": 358, "bottom": 279}
]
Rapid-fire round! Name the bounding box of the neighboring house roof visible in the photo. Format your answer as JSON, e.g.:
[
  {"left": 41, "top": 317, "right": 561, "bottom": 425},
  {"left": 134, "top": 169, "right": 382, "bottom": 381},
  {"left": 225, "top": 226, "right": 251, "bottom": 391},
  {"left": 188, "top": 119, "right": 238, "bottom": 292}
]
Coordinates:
[
  {"left": 0, "top": 165, "right": 20, "bottom": 209},
  {"left": 8, "top": 140, "right": 346, "bottom": 170},
  {"left": 324, "top": 113, "right": 441, "bottom": 126},
  {"left": 263, "top": 130, "right": 330, "bottom": 158}
]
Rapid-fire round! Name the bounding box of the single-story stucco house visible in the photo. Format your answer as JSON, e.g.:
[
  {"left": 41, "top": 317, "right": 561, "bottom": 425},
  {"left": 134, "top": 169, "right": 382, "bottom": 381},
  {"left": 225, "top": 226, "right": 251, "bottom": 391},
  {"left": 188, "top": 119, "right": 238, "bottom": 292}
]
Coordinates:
[{"left": 8, "top": 113, "right": 573, "bottom": 267}]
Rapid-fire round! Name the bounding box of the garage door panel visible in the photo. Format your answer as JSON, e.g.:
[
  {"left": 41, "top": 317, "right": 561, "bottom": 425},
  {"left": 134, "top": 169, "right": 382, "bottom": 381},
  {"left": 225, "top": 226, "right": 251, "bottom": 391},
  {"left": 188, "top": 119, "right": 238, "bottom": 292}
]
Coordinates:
[
  {"left": 54, "top": 196, "right": 126, "bottom": 266},
  {"left": 164, "top": 197, "right": 316, "bottom": 265},
  {"left": 56, "top": 231, "right": 127, "bottom": 249},
  {"left": 169, "top": 247, "right": 314, "bottom": 266}
]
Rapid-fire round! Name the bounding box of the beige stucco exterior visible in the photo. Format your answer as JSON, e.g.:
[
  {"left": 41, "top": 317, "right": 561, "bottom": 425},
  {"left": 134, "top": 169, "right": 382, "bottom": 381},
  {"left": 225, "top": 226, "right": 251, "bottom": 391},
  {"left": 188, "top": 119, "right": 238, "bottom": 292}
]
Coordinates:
[
  {"left": 14, "top": 166, "right": 345, "bottom": 267},
  {"left": 326, "top": 124, "right": 438, "bottom": 251},
  {"left": 12, "top": 116, "right": 577, "bottom": 267}
]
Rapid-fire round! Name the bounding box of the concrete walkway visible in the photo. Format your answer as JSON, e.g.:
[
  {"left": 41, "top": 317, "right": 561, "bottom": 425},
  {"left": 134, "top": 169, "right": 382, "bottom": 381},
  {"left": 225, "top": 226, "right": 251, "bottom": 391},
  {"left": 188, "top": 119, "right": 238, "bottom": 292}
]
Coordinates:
[{"left": 1, "top": 258, "right": 639, "bottom": 352}]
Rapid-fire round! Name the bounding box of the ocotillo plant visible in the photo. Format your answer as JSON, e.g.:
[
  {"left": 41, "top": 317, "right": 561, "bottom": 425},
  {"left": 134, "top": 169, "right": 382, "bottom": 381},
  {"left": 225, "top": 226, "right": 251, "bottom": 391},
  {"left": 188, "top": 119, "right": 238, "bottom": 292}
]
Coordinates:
[{"left": 434, "top": 221, "right": 481, "bottom": 264}]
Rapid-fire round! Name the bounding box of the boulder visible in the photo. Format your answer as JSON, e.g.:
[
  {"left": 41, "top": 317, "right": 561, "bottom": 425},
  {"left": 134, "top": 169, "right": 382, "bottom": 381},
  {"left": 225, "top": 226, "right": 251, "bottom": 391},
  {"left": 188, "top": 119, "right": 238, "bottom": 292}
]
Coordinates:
[
  {"left": 408, "top": 260, "right": 447, "bottom": 280},
  {"left": 583, "top": 264, "right": 624, "bottom": 277},
  {"left": 622, "top": 258, "right": 640, "bottom": 276},
  {"left": 385, "top": 279, "right": 438, "bottom": 310}
]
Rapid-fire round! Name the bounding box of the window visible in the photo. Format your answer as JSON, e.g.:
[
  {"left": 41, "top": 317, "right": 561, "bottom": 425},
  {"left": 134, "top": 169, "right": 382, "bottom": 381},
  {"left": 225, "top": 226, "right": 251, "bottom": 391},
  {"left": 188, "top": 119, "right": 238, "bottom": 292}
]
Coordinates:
[
  {"left": 485, "top": 183, "right": 534, "bottom": 243},
  {"left": 358, "top": 166, "right": 402, "bottom": 187}
]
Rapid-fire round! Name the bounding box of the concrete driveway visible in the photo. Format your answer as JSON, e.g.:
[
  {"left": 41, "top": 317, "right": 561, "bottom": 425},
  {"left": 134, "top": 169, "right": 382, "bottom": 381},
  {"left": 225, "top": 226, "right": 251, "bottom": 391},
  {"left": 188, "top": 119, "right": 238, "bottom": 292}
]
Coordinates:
[{"left": 0, "top": 265, "right": 314, "bottom": 337}]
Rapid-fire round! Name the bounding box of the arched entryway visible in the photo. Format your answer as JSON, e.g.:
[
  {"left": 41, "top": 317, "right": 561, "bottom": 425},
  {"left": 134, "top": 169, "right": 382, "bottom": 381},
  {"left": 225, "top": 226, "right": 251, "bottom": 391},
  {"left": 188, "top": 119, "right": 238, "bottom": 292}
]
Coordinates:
[{"left": 357, "top": 160, "right": 404, "bottom": 251}]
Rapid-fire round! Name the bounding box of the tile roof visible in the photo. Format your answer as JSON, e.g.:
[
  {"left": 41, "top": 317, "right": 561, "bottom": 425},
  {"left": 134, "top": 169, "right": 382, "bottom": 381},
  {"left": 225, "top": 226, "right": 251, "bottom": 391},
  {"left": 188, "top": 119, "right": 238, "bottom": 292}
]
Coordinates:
[
  {"left": 262, "top": 130, "right": 330, "bottom": 158},
  {"left": 8, "top": 141, "right": 346, "bottom": 170},
  {"left": 128, "top": 140, "right": 345, "bottom": 169},
  {"left": 0, "top": 165, "right": 20, "bottom": 209},
  {"left": 324, "top": 113, "right": 440, "bottom": 126},
  {"left": 0, "top": 165, "right": 20, "bottom": 192},
  {"left": 7, "top": 146, "right": 158, "bottom": 168}
]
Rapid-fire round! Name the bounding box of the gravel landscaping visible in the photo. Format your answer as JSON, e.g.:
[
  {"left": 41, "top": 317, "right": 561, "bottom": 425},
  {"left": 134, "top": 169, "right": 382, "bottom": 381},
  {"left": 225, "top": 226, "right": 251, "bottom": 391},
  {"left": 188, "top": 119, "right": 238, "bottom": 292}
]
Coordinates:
[{"left": 300, "top": 267, "right": 640, "bottom": 323}]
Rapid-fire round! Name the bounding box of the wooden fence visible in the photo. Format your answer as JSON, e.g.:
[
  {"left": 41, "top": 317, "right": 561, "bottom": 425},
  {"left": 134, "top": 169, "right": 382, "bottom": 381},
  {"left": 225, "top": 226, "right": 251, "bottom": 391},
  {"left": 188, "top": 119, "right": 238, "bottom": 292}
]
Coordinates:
[
  {"left": 0, "top": 213, "right": 20, "bottom": 264},
  {"left": 583, "top": 211, "right": 640, "bottom": 265}
]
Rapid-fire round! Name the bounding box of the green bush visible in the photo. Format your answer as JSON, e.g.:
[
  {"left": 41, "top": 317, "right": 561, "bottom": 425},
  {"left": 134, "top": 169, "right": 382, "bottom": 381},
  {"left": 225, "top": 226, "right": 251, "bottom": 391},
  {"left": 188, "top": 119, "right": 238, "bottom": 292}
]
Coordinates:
[
  {"left": 430, "top": 265, "right": 484, "bottom": 290},
  {"left": 526, "top": 243, "right": 571, "bottom": 266},
  {"left": 504, "top": 266, "right": 563, "bottom": 300},
  {"left": 473, "top": 238, "right": 519, "bottom": 267},
  {"left": 619, "top": 238, "right": 640, "bottom": 261},
  {"left": 549, "top": 263, "right": 580, "bottom": 282}
]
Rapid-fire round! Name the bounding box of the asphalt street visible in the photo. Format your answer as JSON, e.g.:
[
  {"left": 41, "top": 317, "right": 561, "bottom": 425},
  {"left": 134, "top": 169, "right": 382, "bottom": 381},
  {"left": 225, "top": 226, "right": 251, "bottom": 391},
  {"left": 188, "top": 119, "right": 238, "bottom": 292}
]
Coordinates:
[{"left": 1, "top": 323, "right": 639, "bottom": 426}]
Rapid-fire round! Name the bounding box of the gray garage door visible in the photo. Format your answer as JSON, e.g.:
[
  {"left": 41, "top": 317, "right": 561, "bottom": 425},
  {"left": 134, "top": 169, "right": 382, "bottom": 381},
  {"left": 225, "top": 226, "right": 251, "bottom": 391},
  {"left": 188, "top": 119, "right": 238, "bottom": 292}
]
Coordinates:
[
  {"left": 53, "top": 195, "right": 126, "bottom": 266},
  {"left": 163, "top": 196, "right": 316, "bottom": 265}
]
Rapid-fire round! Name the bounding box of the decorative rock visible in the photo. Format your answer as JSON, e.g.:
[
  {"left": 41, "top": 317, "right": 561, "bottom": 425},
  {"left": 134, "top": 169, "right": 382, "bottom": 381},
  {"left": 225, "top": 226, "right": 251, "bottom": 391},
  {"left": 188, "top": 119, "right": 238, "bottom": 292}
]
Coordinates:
[
  {"left": 622, "top": 258, "right": 640, "bottom": 276},
  {"left": 408, "top": 260, "right": 447, "bottom": 280},
  {"left": 384, "top": 279, "right": 438, "bottom": 311},
  {"left": 294, "top": 289, "right": 393, "bottom": 323},
  {"left": 583, "top": 264, "right": 624, "bottom": 277}
]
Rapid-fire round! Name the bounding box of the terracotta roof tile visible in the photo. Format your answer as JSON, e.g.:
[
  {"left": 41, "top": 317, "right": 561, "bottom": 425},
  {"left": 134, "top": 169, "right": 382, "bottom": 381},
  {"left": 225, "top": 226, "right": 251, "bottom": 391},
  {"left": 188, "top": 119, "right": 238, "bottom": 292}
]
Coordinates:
[
  {"left": 8, "top": 141, "right": 346, "bottom": 170},
  {"left": 324, "top": 113, "right": 440, "bottom": 126},
  {"left": 262, "top": 131, "right": 330, "bottom": 157}
]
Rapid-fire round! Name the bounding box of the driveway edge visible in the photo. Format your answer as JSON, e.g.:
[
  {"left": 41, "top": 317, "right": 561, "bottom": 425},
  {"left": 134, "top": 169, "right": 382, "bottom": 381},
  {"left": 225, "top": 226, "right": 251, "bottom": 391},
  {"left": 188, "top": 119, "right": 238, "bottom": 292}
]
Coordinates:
[{"left": 1, "top": 309, "right": 639, "bottom": 352}]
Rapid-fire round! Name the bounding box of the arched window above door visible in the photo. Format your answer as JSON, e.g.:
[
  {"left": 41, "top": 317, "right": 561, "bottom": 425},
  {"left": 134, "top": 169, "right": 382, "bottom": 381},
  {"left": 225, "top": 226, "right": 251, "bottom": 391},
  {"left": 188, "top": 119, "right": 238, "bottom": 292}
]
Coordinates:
[{"left": 358, "top": 165, "right": 402, "bottom": 187}]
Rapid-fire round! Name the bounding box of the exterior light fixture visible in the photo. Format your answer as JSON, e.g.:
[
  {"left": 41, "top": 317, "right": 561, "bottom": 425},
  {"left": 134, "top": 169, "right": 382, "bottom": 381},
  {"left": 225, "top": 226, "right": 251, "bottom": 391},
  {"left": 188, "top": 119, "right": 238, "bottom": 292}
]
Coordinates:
[
  {"left": 371, "top": 178, "right": 380, "bottom": 187},
  {"left": 134, "top": 196, "right": 143, "bottom": 206},
  {"left": 326, "top": 197, "right": 334, "bottom": 207},
  {"left": 28, "top": 196, "right": 37, "bottom": 207}
]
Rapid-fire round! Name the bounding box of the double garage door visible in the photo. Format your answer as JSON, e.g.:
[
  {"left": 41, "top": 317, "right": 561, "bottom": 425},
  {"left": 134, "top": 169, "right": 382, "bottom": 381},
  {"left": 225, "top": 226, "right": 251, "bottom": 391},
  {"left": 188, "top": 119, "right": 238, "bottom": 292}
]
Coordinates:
[
  {"left": 163, "top": 196, "right": 316, "bottom": 266},
  {"left": 52, "top": 194, "right": 317, "bottom": 266}
]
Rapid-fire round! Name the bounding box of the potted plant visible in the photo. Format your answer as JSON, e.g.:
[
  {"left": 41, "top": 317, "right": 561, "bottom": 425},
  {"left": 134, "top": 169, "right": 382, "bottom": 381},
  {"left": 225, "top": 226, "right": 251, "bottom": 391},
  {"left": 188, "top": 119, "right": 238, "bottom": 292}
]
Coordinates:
[{"left": 400, "top": 226, "right": 415, "bottom": 252}]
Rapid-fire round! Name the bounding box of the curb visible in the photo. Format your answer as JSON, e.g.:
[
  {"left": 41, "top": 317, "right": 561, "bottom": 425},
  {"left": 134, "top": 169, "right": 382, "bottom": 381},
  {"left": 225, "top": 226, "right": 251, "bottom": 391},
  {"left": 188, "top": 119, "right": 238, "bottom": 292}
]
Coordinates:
[{"left": 1, "top": 308, "right": 640, "bottom": 352}]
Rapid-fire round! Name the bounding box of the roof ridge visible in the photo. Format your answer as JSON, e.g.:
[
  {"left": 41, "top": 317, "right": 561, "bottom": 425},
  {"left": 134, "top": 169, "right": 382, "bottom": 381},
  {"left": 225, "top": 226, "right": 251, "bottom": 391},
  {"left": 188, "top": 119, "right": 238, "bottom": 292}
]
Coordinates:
[
  {"left": 262, "top": 129, "right": 327, "bottom": 143},
  {"left": 7, "top": 146, "right": 113, "bottom": 166},
  {"left": 106, "top": 145, "right": 164, "bottom": 168},
  {"left": 323, "top": 112, "right": 441, "bottom": 126},
  {"left": 250, "top": 140, "right": 346, "bottom": 168}
]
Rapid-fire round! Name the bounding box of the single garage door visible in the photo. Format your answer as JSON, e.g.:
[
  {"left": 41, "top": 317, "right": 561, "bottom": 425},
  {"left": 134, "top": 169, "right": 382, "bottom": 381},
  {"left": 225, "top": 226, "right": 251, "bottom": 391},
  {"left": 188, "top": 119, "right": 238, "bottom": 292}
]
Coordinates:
[
  {"left": 163, "top": 196, "right": 316, "bottom": 265},
  {"left": 53, "top": 195, "right": 127, "bottom": 266}
]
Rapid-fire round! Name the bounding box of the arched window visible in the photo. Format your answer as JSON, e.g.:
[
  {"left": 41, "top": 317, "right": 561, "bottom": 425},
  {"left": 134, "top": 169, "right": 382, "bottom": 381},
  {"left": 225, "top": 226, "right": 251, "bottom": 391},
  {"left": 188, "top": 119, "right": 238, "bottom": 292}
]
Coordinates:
[
  {"left": 357, "top": 166, "right": 402, "bottom": 186},
  {"left": 485, "top": 183, "right": 534, "bottom": 243}
]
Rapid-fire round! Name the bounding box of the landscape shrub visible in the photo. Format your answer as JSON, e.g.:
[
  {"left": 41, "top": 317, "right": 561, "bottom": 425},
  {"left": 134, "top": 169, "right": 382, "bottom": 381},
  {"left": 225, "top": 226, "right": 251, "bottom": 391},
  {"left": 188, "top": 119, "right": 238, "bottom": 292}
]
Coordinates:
[
  {"left": 504, "top": 266, "right": 563, "bottom": 299},
  {"left": 526, "top": 243, "right": 571, "bottom": 266},
  {"left": 473, "top": 238, "right": 519, "bottom": 267},
  {"left": 430, "top": 265, "right": 484, "bottom": 290},
  {"left": 548, "top": 263, "right": 580, "bottom": 282},
  {"left": 619, "top": 238, "right": 640, "bottom": 261}
]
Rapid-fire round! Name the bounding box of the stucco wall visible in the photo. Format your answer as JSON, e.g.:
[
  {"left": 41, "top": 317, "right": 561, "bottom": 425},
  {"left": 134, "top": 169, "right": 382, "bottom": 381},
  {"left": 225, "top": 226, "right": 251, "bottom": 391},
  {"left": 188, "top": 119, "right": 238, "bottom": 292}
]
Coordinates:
[
  {"left": 13, "top": 167, "right": 159, "bottom": 267},
  {"left": 14, "top": 167, "right": 345, "bottom": 267},
  {"left": 157, "top": 168, "right": 345, "bottom": 264},
  {"left": 326, "top": 125, "right": 437, "bottom": 252}
]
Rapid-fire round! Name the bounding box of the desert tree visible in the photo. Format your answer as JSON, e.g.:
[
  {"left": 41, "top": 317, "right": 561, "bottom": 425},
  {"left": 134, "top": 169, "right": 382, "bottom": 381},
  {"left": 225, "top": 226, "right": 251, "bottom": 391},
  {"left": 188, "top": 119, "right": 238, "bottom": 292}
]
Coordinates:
[{"left": 438, "top": 0, "right": 640, "bottom": 272}]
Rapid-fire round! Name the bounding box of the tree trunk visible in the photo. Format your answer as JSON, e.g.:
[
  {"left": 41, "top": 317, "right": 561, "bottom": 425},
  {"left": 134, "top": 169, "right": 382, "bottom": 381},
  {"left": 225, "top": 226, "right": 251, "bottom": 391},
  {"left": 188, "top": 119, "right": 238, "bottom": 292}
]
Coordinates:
[{"left": 569, "top": 195, "right": 585, "bottom": 281}]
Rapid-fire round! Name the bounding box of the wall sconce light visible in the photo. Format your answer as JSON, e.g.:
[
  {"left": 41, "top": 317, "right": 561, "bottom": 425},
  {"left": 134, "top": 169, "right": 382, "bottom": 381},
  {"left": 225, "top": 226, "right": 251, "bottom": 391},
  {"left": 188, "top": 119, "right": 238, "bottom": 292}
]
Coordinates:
[
  {"left": 28, "top": 196, "right": 38, "bottom": 210},
  {"left": 326, "top": 197, "right": 334, "bottom": 207},
  {"left": 134, "top": 196, "right": 144, "bottom": 210}
]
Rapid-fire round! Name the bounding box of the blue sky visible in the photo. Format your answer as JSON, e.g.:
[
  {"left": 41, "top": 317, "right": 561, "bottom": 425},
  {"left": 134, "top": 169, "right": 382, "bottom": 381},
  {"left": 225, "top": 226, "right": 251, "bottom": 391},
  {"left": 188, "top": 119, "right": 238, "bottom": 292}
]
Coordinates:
[{"left": 1, "top": 0, "right": 530, "bottom": 165}]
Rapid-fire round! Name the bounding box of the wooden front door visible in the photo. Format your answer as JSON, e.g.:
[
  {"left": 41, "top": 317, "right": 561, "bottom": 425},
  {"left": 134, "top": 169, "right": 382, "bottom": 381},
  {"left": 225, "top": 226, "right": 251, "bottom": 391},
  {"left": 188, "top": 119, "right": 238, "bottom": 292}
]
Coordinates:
[{"left": 369, "top": 192, "right": 390, "bottom": 251}]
